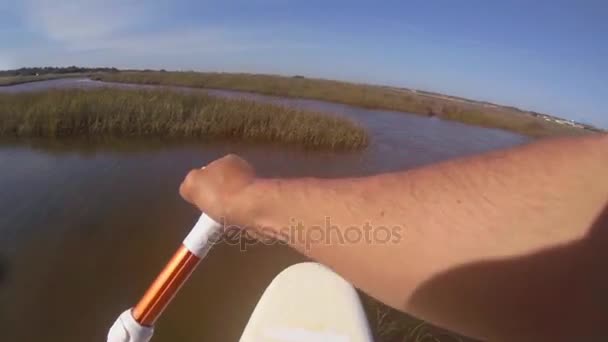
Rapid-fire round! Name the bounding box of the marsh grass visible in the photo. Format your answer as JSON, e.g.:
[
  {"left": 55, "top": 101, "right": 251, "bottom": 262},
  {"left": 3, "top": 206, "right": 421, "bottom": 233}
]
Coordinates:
[
  {"left": 0, "top": 88, "right": 368, "bottom": 150},
  {"left": 97, "top": 71, "right": 591, "bottom": 138},
  {"left": 363, "top": 298, "right": 474, "bottom": 342}
]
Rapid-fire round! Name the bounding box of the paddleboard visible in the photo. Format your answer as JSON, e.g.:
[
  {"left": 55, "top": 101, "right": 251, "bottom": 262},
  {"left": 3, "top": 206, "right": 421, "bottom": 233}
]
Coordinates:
[{"left": 240, "top": 262, "right": 373, "bottom": 342}]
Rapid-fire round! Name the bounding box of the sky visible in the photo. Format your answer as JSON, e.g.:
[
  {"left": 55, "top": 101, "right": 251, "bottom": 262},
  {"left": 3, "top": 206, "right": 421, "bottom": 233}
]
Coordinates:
[{"left": 1, "top": 0, "right": 607, "bottom": 128}]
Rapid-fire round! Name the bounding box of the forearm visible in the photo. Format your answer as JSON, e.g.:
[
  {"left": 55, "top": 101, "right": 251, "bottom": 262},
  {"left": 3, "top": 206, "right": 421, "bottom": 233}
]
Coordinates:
[{"left": 245, "top": 134, "right": 608, "bottom": 340}]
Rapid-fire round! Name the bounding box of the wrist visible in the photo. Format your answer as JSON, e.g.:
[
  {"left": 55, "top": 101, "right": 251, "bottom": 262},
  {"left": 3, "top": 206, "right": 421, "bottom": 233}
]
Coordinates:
[{"left": 229, "top": 178, "right": 278, "bottom": 230}]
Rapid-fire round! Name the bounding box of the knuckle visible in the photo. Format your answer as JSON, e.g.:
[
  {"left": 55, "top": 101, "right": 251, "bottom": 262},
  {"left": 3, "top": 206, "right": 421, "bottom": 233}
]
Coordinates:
[
  {"left": 225, "top": 153, "right": 239, "bottom": 159},
  {"left": 224, "top": 154, "right": 250, "bottom": 171},
  {"left": 181, "top": 169, "right": 200, "bottom": 192},
  {"left": 223, "top": 154, "right": 240, "bottom": 164}
]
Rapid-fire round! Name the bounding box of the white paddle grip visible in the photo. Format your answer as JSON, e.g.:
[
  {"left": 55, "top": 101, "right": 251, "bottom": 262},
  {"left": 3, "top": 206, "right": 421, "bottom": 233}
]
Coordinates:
[
  {"left": 182, "top": 213, "right": 222, "bottom": 258},
  {"left": 107, "top": 309, "right": 154, "bottom": 342}
]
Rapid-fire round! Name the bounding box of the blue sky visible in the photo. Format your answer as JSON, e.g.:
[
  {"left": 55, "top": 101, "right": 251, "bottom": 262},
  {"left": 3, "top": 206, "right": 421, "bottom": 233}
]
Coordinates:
[{"left": 1, "top": 0, "right": 606, "bottom": 128}]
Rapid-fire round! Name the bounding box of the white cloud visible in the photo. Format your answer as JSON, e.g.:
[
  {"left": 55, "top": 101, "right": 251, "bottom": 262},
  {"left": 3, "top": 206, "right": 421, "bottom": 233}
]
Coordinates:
[
  {"left": 19, "top": 0, "right": 304, "bottom": 55},
  {"left": 23, "top": 0, "right": 148, "bottom": 46},
  {"left": 8, "top": 0, "right": 320, "bottom": 72},
  {"left": 67, "top": 28, "right": 250, "bottom": 54}
]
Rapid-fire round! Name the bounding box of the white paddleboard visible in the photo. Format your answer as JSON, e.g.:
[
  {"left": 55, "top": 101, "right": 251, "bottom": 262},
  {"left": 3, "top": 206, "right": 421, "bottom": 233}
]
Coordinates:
[{"left": 240, "top": 262, "right": 373, "bottom": 342}]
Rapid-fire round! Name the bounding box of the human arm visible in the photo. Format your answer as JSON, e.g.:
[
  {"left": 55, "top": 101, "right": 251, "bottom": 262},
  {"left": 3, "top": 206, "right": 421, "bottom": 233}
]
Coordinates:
[{"left": 180, "top": 134, "right": 608, "bottom": 341}]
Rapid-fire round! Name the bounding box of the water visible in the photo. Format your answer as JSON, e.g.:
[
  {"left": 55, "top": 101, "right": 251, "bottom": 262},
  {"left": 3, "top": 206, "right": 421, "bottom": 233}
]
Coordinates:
[{"left": 0, "top": 79, "right": 529, "bottom": 341}]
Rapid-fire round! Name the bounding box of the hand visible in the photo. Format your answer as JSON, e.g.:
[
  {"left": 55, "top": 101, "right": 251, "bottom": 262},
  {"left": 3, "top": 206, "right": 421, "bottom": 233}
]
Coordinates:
[{"left": 179, "top": 154, "right": 257, "bottom": 228}]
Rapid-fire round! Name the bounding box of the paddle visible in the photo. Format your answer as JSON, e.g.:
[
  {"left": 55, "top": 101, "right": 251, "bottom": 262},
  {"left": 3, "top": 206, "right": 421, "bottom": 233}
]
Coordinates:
[{"left": 107, "top": 213, "right": 222, "bottom": 342}]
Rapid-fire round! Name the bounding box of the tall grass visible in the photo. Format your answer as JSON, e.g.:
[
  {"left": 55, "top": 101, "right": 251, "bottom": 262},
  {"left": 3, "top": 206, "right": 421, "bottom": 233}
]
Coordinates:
[
  {"left": 364, "top": 299, "right": 472, "bottom": 342},
  {"left": 96, "top": 71, "right": 591, "bottom": 138},
  {"left": 0, "top": 88, "right": 368, "bottom": 150}
]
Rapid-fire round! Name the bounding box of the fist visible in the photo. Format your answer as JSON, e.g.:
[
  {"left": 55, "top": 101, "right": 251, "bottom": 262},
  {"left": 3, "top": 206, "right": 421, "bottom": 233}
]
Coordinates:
[{"left": 179, "top": 154, "right": 257, "bottom": 227}]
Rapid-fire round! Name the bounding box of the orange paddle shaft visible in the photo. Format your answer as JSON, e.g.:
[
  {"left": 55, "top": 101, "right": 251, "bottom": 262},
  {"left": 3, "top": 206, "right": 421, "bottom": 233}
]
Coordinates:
[{"left": 132, "top": 245, "right": 201, "bottom": 326}]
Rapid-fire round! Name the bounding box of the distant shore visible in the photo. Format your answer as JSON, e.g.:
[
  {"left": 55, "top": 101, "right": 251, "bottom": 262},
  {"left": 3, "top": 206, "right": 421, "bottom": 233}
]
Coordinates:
[
  {"left": 95, "top": 71, "right": 602, "bottom": 138},
  {"left": 0, "top": 67, "right": 117, "bottom": 86},
  {"left": 1, "top": 68, "right": 603, "bottom": 137},
  {"left": 0, "top": 73, "right": 89, "bottom": 86}
]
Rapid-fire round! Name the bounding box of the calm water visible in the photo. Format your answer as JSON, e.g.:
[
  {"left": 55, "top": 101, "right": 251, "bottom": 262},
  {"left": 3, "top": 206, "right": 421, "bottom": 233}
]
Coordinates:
[{"left": 0, "top": 79, "right": 529, "bottom": 341}]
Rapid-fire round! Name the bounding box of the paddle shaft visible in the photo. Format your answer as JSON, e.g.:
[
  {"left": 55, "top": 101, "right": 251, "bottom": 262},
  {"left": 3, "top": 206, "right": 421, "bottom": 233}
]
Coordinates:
[
  {"left": 107, "top": 213, "right": 222, "bottom": 342},
  {"left": 132, "top": 244, "right": 202, "bottom": 326}
]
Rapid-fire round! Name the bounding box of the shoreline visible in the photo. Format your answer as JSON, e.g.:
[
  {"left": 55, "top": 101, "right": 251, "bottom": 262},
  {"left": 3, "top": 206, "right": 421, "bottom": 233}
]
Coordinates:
[
  {"left": 2, "top": 71, "right": 603, "bottom": 138},
  {"left": 95, "top": 71, "right": 601, "bottom": 138},
  {"left": 0, "top": 73, "right": 90, "bottom": 87}
]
